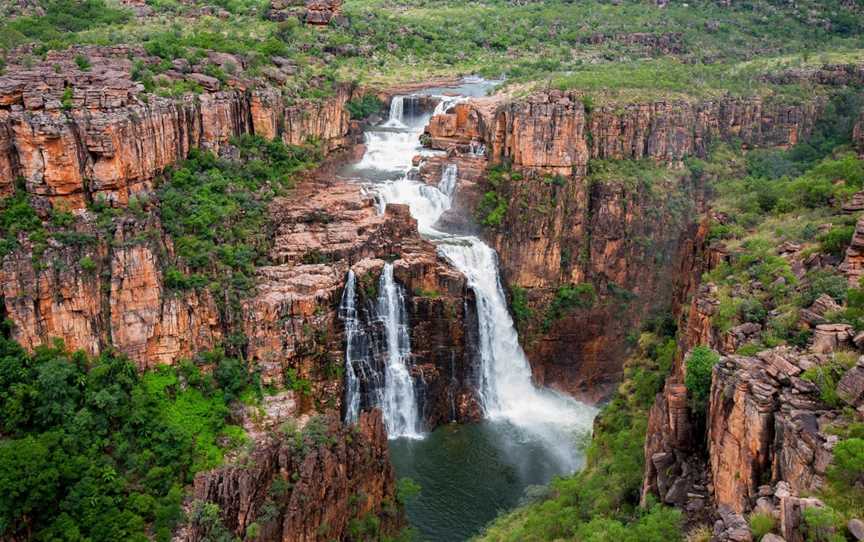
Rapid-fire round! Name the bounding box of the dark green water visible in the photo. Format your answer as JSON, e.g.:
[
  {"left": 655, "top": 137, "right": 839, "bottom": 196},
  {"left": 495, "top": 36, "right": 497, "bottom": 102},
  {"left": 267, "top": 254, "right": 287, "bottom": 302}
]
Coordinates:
[{"left": 388, "top": 420, "right": 585, "bottom": 541}]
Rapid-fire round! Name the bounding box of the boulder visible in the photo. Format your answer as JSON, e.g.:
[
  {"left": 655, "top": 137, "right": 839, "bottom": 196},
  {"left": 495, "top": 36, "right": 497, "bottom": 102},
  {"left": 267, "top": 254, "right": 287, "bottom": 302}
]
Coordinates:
[
  {"left": 812, "top": 323, "right": 854, "bottom": 353},
  {"left": 849, "top": 518, "right": 864, "bottom": 541},
  {"left": 187, "top": 73, "right": 221, "bottom": 91},
  {"left": 800, "top": 294, "right": 842, "bottom": 326},
  {"left": 838, "top": 359, "right": 864, "bottom": 407}
]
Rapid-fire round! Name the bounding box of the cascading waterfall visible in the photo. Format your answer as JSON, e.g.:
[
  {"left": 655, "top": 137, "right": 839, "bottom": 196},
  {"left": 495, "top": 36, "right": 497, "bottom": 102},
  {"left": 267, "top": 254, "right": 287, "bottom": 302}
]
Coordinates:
[
  {"left": 340, "top": 270, "right": 362, "bottom": 423},
  {"left": 438, "top": 163, "right": 458, "bottom": 198},
  {"left": 387, "top": 95, "right": 405, "bottom": 126},
  {"left": 339, "top": 263, "right": 422, "bottom": 439},
  {"left": 353, "top": 87, "right": 596, "bottom": 467},
  {"left": 339, "top": 270, "right": 385, "bottom": 425},
  {"left": 378, "top": 263, "right": 423, "bottom": 439}
]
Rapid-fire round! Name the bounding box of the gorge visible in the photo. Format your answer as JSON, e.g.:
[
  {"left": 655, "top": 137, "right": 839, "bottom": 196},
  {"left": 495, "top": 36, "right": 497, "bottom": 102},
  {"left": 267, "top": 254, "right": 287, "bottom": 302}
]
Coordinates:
[
  {"left": 341, "top": 83, "right": 599, "bottom": 539},
  {"left": 2, "top": 1, "right": 864, "bottom": 541}
]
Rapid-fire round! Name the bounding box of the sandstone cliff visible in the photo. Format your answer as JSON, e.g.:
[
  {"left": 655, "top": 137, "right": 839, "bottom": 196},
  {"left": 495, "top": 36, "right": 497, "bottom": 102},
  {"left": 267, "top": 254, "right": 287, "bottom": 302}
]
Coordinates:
[
  {"left": 422, "top": 87, "right": 820, "bottom": 399},
  {"left": 0, "top": 46, "right": 353, "bottom": 209},
  {"left": 186, "top": 410, "right": 401, "bottom": 542}
]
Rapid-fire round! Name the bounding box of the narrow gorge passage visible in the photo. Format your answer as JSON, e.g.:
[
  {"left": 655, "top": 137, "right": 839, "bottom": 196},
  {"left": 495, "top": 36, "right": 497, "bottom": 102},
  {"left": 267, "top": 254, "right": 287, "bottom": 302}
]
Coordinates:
[{"left": 341, "top": 79, "right": 599, "bottom": 541}]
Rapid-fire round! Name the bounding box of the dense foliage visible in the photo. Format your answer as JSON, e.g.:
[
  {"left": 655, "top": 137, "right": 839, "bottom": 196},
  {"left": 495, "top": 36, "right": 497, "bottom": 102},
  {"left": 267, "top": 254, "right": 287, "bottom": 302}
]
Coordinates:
[
  {"left": 156, "top": 135, "right": 318, "bottom": 333},
  {"left": 683, "top": 346, "right": 720, "bottom": 414},
  {"left": 0, "top": 334, "right": 255, "bottom": 541},
  {"left": 478, "top": 319, "right": 680, "bottom": 541}
]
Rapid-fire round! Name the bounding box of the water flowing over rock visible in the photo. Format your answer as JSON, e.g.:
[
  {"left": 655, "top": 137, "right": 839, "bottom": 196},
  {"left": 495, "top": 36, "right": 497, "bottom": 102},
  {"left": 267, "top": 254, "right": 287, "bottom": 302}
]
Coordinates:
[{"left": 353, "top": 85, "right": 597, "bottom": 466}]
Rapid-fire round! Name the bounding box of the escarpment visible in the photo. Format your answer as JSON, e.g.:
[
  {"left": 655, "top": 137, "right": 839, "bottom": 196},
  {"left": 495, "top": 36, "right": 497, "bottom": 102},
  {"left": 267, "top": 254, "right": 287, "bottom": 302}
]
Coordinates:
[
  {"left": 186, "top": 410, "right": 401, "bottom": 542},
  {"left": 0, "top": 53, "right": 485, "bottom": 539},
  {"left": 421, "top": 87, "right": 824, "bottom": 398},
  {"left": 0, "top": 46, "right": 353, "bottom": 208}
]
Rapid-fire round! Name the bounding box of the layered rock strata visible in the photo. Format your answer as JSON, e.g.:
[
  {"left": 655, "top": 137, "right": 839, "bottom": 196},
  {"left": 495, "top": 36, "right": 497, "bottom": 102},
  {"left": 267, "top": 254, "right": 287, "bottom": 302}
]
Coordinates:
[
  {"left": 0, "top": 46, "right": 354, "bottom": 208},
  {"left": 187, "top": 410, "right": 402, "bottom": 542}
]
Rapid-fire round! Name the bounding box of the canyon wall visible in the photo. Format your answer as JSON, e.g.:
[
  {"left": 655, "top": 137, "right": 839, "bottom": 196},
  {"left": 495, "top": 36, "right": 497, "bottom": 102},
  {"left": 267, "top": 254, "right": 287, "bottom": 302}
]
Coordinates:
[
  {"left": 424, "top": 89, "right": 820, "bottom": 398},
  {"left": 0, "top": 49, "right": 481, "bottom": 540},
  {"left": 0, "top": 46, "right": 353, "bottom": 209},
  {"left": 186, "top": 410, "right": 402, "bottom": 542}
]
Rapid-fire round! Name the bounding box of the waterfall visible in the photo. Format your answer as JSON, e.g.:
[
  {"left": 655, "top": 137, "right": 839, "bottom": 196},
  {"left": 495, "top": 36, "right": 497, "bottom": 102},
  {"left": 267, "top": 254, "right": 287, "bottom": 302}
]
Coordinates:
[
  {"left": 353, "top": 89, "right": 595, "bottom": 465},
  {"left": 339, "top": 270, "right": 362, "bottom": 423},
  {"left": 378, "top": 263, "right": 423, "bottom": 438},
  {"left": 439, "top": 164, "right": 458, "bottom": 198},
  {"left": 339, "top": 265, "right": 422, "bottom": 439},
  {"left": 386, "top": 95, "right": 406, "bottom": 127}
]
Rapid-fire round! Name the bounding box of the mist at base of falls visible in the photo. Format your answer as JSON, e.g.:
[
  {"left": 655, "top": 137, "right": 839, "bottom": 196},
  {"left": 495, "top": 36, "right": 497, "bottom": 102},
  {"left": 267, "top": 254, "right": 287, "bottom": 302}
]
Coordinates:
[{"left": 342, "top": 77, "right": 598, "bottom": 541}]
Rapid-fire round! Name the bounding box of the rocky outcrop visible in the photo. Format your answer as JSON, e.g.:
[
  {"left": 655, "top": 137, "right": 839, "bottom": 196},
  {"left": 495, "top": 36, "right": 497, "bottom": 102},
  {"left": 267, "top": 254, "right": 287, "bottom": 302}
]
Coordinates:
[
  {"left": 1, "top": 213, "right": 224, "bottom": 367},
  {"left": 841, "top": 214, "right": 864, "bottom": 286},
  {"left": 643, "top": 347, "right": 840, "bottom": 524},
  {"left": 707, "top": 349, "right": 836, "bottom": 513},
  {"left": 187, "top": 410, "right": 401, "bottom": 542},
  {"left": 267, "top": 0, "right": 344, "bottom": 24},
  {"left": 1, "top": 167, "right": 479, "bottom": 425},
  {"left": 0, "top": 46, "right": 354, "bottom": 209},
  {"left": 426, "top": 90, "right": 823, "bottom": 176}
]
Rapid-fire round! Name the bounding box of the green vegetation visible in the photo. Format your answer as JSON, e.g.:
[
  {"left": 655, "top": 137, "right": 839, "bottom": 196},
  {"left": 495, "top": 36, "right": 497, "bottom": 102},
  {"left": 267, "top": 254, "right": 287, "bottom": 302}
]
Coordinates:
[
  {"left": 157, "top": 135, "right": 319, "bottom": 326},
  {"left": 542, "top": 283, "right": 596, "bottom": 332},
  {"left": 0, "top": 182, "right": 47, "bottom": 259},
  {"left": 396, "top": 477, "right": 422, "bottom": 505},
  {"left": 477, "top": 165, "right": 520, "bottom": 228},
  {"left": 0, "top": 332, "right": 256, "bottom": 541},
  {"left": 694, "top": 89, "right": 863, "bottom": 351},
  {"left": 748, "top": 511, "right": 777, "bottom": 540},
  {"left": 684, "top": 346, "right": 720, "bottom": 414},
  {"left": 477, "top": 321, "right": 679, "bottom": 541},
  {"left": 801, "top": 351, "right": 858, "bottom": 408},
  {"left": 587, "top": 159, "right": 672, "bottom": 191},
  {"left": 509, "top": 285, "right": 533, "bottom": 328},
  {"left": 346, "top": 94, "right": 384, "bottom": 120},
  {"left": 2, "top": 0, "right": 130, "bottom": 50}
]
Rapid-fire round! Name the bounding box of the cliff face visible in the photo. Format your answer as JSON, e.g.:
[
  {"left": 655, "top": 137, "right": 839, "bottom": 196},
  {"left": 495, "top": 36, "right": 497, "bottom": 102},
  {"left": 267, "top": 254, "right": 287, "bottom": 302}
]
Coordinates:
[
  {"left": 642, "top": 228, "right": 855, "bottom": 536},
  {"left": 0, "top": 55, "right": 486, "bottom": 539},
  {"left": 423, "top": 88, "right": 822, "bottom": 398},
  {"left": 427, "top": 91, "right": 822, "bottom": 176},
  {"left": 187, "top": 410, "right": 401, "bottom": 542},
  {"left": 0, "top": 46, "right": 353, "bottom": 209}
]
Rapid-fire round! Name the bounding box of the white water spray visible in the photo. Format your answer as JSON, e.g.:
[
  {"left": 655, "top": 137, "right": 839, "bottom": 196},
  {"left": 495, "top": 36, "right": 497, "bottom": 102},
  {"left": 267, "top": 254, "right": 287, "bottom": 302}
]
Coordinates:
[
  {"left": 378, "top": 263, "right": 423, "bottom": 439},
  {"left": 339, "top": 271, "right": 362, "bottom": 423}
]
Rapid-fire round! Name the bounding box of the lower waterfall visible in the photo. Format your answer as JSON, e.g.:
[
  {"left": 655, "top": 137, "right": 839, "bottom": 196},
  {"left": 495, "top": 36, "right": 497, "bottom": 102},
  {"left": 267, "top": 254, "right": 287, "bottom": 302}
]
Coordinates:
[
  {"left": 339, "top": 266, "right": 422, "bottom": 439},
  {"left": 378, "top": 263, "right": 423, "bottom": 439}
]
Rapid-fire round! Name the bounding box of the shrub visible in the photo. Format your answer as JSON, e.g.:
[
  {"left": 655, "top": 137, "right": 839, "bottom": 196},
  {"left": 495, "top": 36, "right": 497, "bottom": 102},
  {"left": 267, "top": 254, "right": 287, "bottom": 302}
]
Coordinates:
[
  {"left": 61, "top": 87, "right": 73, "bottom": 110},
  {"left": 396, "top": 477, "right": 421, "bottom": 504},
  {"left": 802, "top": 506, "right": 845, "bottom": 542},
  {"left": 828, "top": 438, "right": 864, "bottom": 487},
  {"left": 509, "top": 285, "right": 532, "bottom": 325},
  {"left": 79, "top": 256, "right": 96, "bottom": 273},
  {"left": 748, "top": 512, "right": 776, "bottom": 539},
  {"left": 542, "top": 283, "right": 596, "bottom": 331},
  {"left": 684, "top": 346, "right": 720, "bottom": 414},
  {"left": 800, "top": 353, "right": 856, "bottom": 408},
  {"left": 346, "top": 94, "right": 383, "bottom": 120},
  {"left": 819, "top": 225, "right": 855, "bottom": 257},
  {"left": 74, "top": 54, "right": 90, "bottom": 71}
]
